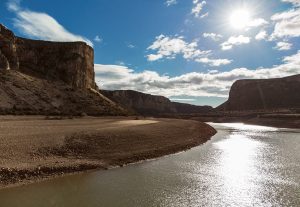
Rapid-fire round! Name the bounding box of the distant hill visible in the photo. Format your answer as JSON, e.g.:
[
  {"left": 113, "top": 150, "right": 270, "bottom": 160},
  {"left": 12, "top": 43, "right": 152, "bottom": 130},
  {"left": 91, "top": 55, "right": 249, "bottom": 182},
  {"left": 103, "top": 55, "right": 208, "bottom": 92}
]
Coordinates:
[
  {"left": 102, "top": 90, "right": 213, "bottom": 116},
  {"left": 217, "top": 74, "right": 300, "bottom": 111}
]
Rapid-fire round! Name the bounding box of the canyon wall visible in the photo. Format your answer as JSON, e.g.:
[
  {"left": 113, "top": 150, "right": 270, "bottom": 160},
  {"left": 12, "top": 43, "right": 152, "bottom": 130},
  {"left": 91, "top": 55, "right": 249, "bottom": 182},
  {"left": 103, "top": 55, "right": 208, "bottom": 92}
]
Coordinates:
[
  {"left": 0, "top": 24, "right": 127, "bottom": 116},
  {"left": 102, "top": 90, "right": 177, "bottom": 115},
  {"left": 0, "top": 24, "right": 96, "bottom": 89},
  {"left": 218, "top": 74, "right": 300, "bottom": 111},
  {"left": 102, "top": 90, "right": 213, "bottom": 116}
]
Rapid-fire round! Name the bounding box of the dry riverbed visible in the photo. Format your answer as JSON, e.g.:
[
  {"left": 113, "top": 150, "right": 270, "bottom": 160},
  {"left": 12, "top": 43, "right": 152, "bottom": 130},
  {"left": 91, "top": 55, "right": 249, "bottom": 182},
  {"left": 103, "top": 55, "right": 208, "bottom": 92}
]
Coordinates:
[{"left": 0, "top": 116, "right": 216, "bottom": 189}]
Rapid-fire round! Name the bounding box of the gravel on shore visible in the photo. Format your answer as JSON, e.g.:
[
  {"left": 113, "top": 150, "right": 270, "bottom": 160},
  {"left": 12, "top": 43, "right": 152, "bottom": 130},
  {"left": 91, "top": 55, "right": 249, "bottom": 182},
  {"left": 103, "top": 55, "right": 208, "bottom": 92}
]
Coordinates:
[{"left": 0, "top": 116, "right": 216, "bottom": 189}]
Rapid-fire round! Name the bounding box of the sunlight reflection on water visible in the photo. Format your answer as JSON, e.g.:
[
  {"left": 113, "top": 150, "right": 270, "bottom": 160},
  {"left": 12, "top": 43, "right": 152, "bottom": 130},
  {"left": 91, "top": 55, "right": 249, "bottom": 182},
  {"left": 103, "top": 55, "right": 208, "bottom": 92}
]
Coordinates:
[{"left": 214, "top": 134, "right": 265, "bottom": 206}]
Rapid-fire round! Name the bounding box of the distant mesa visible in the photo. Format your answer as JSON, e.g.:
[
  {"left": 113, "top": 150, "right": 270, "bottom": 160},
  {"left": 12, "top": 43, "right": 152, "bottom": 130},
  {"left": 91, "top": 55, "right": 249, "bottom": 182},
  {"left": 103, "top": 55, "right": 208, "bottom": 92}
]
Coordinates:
[
  {"left": 102, "top": 90, "right": 213, "bottom": 116},
  {"left": 218, "top": 74, "right": 300, "bottom": 111}
]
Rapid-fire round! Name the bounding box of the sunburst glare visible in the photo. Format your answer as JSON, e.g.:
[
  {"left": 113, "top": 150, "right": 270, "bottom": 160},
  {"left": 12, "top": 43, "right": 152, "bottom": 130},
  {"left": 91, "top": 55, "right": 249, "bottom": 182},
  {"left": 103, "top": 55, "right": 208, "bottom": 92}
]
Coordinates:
[{"left": 230, "top": 9, "right": 251, "bottom": 29}]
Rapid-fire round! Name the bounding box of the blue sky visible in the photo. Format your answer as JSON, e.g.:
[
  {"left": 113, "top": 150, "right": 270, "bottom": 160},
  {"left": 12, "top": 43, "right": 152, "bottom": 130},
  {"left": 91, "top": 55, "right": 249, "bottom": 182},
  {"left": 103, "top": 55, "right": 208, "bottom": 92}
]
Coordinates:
[{"left": 1, "top": 0, "right": 300, "bottom": 107}]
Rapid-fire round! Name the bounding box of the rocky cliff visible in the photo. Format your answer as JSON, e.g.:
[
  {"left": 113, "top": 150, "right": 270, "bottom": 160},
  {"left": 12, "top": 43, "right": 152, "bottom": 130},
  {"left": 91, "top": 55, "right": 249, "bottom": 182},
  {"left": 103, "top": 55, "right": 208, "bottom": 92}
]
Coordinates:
[
  {"left": 0, "top": 24, "right": 126, "bottom": 115},
  {"left": 0, "top": 24, "right": 95, "bottom": 89},
  {"left": 0, "top": 24, "right": 19, "bottom": 70},
  {"left": 102, "top": 90, "right": 213, "bottom": 116},
  {"left": 102, "top": 90, "right": 176, "bottom": 115},
  {"left": 217, "top": 74, "right": 300, "bottom": 111}
]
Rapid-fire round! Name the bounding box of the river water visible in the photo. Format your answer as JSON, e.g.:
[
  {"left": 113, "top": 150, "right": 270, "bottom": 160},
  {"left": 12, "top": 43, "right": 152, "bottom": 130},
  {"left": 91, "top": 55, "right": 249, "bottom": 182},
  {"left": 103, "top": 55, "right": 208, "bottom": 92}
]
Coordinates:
[{"left": 0, "top": 123, "right": 299, "bottom": 207}]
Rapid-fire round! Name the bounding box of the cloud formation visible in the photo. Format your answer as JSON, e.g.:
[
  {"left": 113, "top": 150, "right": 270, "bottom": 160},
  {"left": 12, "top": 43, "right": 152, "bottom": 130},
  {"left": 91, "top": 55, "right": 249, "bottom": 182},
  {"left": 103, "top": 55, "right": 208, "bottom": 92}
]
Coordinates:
[
  {"left": 271, "top": 7, "right": 300, "bottom": 39},
  {"left": 246, "top": 18, "right": 268, "bottom": 28},
  {"left": 7, "top": 0, "right": 93, "bottom": 46},
  {"left": 147, "top": 35, "right": 231, "bottom": 66},
  {"left": 95, "top": 51, "right": 300, "bottom": 98},
  {"left": 191, "top": 0, "right": 207, "bottom": 18},
  {"left": 274, "top": 42, "right": 292, "bottom": 50},
  {"left": 282, "top": 0, "right": 300, "bottom": 7},
  {"left": 165, "top": 0, "right": 177, "bottom": 7},
  {"left": 203, "top": 33, "right": 223, "bottom": 41},
  {"left": 221, "top": 35, "right": 251, "bottom": 50},
  {"left": 195, "top": 58, "right": 232, "bottom": 67},
  {"left": 255, "top": 30, "right": 268, "bottom": 40},
  {"left": 147, "top": 35, "right": 210, "bottom": 61},
  {"left": 94, "top": 35, "right": 102, "bottom": 43}
]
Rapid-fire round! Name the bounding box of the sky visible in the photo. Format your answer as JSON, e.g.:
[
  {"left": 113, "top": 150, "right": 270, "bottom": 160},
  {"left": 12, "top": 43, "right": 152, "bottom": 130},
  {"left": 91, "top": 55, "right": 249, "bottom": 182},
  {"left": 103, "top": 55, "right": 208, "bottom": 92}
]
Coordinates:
[{"left": 1, "top": 0, "right": 300, "bottom": 107}]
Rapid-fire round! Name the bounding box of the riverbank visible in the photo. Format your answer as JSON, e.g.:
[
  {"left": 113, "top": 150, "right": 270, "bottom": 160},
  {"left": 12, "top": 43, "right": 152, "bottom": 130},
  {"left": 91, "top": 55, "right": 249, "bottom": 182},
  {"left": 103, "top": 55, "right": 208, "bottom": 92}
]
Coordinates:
[{"left": 0, "top": 116, "right": 216, "bottom": 189}]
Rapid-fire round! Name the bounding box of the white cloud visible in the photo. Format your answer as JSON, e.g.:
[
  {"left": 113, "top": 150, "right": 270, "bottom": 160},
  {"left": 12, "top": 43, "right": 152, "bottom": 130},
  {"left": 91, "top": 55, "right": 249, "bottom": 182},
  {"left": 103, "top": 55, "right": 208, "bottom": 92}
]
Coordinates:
[
  {"left": 95, "top": 51, "right": 300, "bottom": 98},
  {"left": 221, "top": 35, "right": 251, "bottom": 50},
  {"left": 274, "top": 42, "right": 292, "bottom": 50},
  {"left": 203, "top": 33, "right": 223, "bottom": 41},
  {"left": 246, "top": 18, "right": 268, "bottom": 28},
  {"left": 208, "top": 69, "right": 218, "bottom": 74},
  {"left": 282, "top": 0, "right": 300, "bottom": 7},
  {"left": 199, "top": 12, "right": 209, "bottom": 19},
  {"left": 147, "top": 54, "right": 163, "bottom": 61},
  {"left": 255, "top": 30, "right": 268, "bottom": 40},
  {"left": 94, "top": 35, "right": 102, "bottom": 43},
  {"left": 7, "top": 0, "right": 93, "bottom": 46},
  {"left": 127, "top": 43, "right": 135, "bottom": 48},
  {"left": 147, "top": 35, "right": 231, "bottom": 66},
  {"left": 195, "top": 58, "right": 232, "bottom": 67},
  {"left": 165, "top": 0, "right": 177, "bottom": 6},
  {"left": 7, "top": 0, "right": 20, "bottom": 11},
  {"left": 271, "top": 8, "right": 300, "bottom": 39},
  {"left": 191, "top": 0, "right": 206, "bottom": 18},
  {"left": 147, "top": 35, "right": 210, "bottom": 60},
  {"left": 271, "top": 8, "right": 299, "bottom": 21}
]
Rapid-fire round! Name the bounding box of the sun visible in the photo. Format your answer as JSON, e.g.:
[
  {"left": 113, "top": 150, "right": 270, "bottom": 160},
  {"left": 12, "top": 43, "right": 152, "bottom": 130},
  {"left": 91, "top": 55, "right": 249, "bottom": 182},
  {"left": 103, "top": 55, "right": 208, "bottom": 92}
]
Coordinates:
[{"left": 230, "top": 9, "right": 251, "bottom": 29}]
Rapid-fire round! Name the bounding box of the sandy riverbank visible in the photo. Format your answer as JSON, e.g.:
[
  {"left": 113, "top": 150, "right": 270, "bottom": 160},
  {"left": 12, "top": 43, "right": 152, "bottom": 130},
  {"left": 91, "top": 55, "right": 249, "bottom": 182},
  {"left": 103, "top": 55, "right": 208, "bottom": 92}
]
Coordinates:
[{"left": 0, "top": 116, "right": 216, "bottom": 189}]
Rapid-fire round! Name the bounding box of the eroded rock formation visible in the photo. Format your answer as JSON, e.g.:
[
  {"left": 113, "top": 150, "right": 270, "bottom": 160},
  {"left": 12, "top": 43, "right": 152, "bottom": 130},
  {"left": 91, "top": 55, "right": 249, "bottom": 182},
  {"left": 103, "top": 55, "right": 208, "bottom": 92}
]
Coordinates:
[
  {"left": 217, "top": 74, "right": 300, "bottom": 111},
  {"left": 102, "top": 90, "right": 213, "bottom": 116},
  {"left": 102, "top": 90, "right": 176, "bottom": 115},
  {"left": 0, "top": 24, "right": 19, "bottom": 70},
  {"left": 0, "top": 24, "right": 126, "bottom": 115},
  {"left": 0, "top": 24, "right": 95, "bottom": 89}
]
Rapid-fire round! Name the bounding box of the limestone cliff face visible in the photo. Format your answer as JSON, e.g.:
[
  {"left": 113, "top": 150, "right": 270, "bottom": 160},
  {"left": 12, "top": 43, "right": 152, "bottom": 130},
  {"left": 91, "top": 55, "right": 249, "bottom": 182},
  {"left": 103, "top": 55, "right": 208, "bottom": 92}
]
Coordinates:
[
  {"left": 0, "top": 24, "right": 95, "bottom": 89},
  {"left": 217, "top": 74, "right": 300, "bottom": 111},
  {"left": 102, "top": 90, "right": 213, "bottom": 115}
]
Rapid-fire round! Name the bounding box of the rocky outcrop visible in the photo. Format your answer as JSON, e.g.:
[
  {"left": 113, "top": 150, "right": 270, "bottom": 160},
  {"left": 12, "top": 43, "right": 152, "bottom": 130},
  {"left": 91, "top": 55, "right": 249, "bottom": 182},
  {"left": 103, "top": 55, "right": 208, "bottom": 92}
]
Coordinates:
[
  {"left": 0, "top": 24, "right": 19, "bottom": 70},
  {"left": 102, "top": 90, "right": 213, "bottom": 116},
  {"left": 0, "top": 70, "right": 126, "bottom": 116},
  {"left": 0, "top": 24, "right": 127, "bottom": 116},
  {"left": 217, "top": 74, "right": 300, "bottom": 111},
  {"left": 0, "top": 24, "right": 95, "bottom": 89}
]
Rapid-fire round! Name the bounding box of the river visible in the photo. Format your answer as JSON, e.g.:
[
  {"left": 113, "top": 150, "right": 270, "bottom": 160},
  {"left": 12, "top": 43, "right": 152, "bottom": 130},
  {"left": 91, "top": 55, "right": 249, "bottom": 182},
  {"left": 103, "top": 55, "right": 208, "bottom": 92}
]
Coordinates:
[{"left": 0, "top": 123, "right": 299, "bottom": 207}]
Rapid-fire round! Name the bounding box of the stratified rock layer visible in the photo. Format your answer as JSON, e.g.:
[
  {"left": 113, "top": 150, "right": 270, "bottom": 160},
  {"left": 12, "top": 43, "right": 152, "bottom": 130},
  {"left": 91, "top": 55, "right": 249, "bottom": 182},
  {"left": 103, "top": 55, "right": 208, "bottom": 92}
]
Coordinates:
[
  {"left": 0, "top": 24, "right": 95, "bottom": 89},
  {"left": 217, "top": 74, "right": 300, "bottom": 111},
  {"left": 0, "top": 24, "right": 126, "bottom": 115}
]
